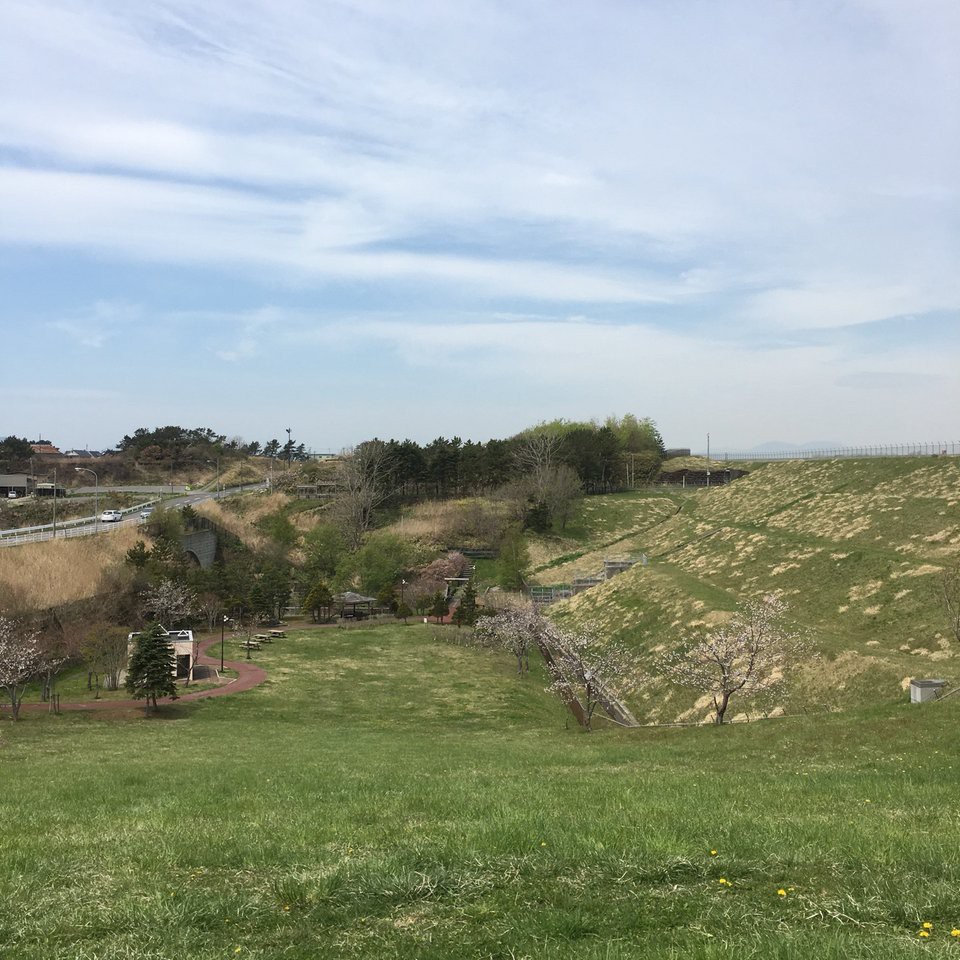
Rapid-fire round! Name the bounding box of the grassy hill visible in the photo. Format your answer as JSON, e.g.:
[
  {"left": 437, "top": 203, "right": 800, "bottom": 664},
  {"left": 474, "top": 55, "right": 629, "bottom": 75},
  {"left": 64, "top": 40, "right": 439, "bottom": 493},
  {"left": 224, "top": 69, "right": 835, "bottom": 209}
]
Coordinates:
[
  {"left": 542, "top": 457, "right": 960, "bottom": 720},
  {"left": 3, "top": 623, "right": 960, "bottom": 958}
]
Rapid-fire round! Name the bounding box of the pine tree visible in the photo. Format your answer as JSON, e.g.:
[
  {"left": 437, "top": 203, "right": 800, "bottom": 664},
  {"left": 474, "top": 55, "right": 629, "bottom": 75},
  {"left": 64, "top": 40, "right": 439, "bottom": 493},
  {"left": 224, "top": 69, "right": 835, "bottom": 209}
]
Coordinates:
[
  {"left": 430, "top": 591, "right": 450, "bottom": 623},
  {"left": 457, "top": 580, "right": 479, "bottom": 626},
  {"left": 125, "top": 622, "right": 177, "bottom": 712},
  {"left": 304, "top": 580, "right": 333, "bottom": 622}
]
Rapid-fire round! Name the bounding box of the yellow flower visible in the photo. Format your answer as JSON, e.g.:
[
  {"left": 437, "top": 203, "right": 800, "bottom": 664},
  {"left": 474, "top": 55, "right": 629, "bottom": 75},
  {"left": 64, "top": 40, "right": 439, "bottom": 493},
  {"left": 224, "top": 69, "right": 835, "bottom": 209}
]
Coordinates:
[
  {"left": 718, "top": 878, "right": 730, "bottom": 886},
  {"left": 951, "top": 929, "right": 960, "bottom": 937},
  {"left": 283, "top": 905, "right": 291, "bottom": 912},
  {"left": 918, "top": 930, "right": 930, "bottom": 939},
  {"left": 777, "top": 889, "right": 787, "bottom": 897},
  {"left": 923, "top": 922, "right": 933, "bottom": 929},
  {"left": 540, "top": 841, "right": 547, "bottom": 847},
  {"left": 234, "top": 949, "right": 243, "bottom": 955},
  {"left": 710, "top": 849, "right": 717, "bottom": 856}
]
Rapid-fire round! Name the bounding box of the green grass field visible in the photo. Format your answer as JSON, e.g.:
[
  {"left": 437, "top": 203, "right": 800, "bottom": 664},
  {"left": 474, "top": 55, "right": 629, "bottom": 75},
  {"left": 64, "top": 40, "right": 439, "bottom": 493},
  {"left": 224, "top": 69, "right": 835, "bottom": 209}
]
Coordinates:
[{"left": 3, "top": 623, "right": 960, "bottom": 959}]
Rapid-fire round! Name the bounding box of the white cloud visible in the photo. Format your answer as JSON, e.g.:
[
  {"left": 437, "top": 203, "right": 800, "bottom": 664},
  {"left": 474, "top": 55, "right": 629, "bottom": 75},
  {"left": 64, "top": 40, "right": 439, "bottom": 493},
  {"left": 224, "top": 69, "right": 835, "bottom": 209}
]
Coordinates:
[{"left": 0, "top": 1, "right": 958, "bottom": 447}]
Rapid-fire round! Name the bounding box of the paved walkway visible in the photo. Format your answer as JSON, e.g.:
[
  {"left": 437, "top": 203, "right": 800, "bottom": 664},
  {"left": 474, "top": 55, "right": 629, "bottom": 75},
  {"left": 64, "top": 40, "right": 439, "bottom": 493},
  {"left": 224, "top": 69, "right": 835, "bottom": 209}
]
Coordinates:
[{"left": 9, "top": 635, "right": 268, "bottom": 715}]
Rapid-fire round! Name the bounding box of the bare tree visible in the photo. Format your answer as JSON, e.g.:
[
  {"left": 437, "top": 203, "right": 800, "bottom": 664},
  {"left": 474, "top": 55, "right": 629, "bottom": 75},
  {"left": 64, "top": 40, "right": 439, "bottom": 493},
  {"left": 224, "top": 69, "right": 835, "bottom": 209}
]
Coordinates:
[
  {"left": 939, "top": 560, "right": 960, "bottom": 646},
  {"left": 542, "top": 464, "right": 582, "bottom": 531},
  {"left": 513, "top": 433, "right": 561, "bottom": 495},
  {"left": 0, "top": 617, "right": 42, "bottom": 720},
  {"left": 333, "top": 440, "right": 394, "bottom": 549},
  {"left": 140, "top": 579, "right": 197, "bottom": 627},
  {"left": 82, "top": 623, "right": 130, "bottom": 692},
  {"left": 658, "top": 595, "right": 810, "bottom": 724}
]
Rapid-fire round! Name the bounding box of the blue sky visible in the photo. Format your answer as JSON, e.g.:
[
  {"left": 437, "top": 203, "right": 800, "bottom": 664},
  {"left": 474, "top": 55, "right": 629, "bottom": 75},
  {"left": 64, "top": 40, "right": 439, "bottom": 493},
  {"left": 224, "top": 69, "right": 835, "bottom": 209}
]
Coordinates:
[{"left": 1, "top": 0, "right": 958, "bottom": 453}]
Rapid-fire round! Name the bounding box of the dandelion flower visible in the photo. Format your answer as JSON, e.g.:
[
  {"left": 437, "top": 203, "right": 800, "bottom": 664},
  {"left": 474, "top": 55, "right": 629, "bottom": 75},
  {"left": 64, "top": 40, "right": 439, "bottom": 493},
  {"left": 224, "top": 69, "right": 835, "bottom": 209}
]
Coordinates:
[
  {"left": 710, "top": 850, "right": 717, "bottom": 856},
  {"left": 283, "top": 905, "right": 291, "bottom": 912},
  {"left": 234, "top": 949, "right": 243, "bottom": 955},
  {"left": 923, "top": 922, "right": 933, "bottom": 929},
  {"left": 950, "top": 929, "right": 960, "bottom": 937},
  {"left": 777, "top": 889, "right": 787, "bottom": 897},
  {"left": 540, "top": 841, "right": 547, "bottom": 847},
  {"left": 918, "top": 930, "right": 930, "bottom": 939}
]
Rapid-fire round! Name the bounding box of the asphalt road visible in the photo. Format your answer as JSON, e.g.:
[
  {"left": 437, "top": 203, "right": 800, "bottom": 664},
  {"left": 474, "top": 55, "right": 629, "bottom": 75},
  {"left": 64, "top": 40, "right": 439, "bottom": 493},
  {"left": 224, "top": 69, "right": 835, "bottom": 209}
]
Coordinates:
[{"left": 0, "top": 483, "right": 269, "bottom": 546}]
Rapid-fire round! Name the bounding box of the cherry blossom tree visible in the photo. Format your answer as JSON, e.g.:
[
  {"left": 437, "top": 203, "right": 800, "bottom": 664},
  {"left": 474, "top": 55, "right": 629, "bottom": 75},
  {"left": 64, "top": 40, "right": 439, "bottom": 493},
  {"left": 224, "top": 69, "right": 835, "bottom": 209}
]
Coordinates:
[
  {"left": 140, "top": 579, "right": 197, "bottom": 627},
  {"left": 658, "top": 594, "right": 809, "bottom": 724},
  {"left": 475, "top": 607, "right": 640, "bottom": 730},
  {"left": 475, "top": 607, "right": 541, "bottom": 674},
  {"left": 0, "top": 617, "right": 42, "bottom": 720},
  {"left": 543, "top": 624, "right": 641, "bottom": 731}
]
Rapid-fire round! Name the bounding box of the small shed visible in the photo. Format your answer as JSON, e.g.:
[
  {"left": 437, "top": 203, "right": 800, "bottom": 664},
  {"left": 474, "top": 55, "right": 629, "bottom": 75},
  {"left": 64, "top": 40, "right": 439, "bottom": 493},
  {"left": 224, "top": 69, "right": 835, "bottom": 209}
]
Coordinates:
[
  {"left": 909, "top": 678, "right": 946, "bottom": 703},
  {"left": 334, "top": 591, "right": 376, "bottom": 619}
]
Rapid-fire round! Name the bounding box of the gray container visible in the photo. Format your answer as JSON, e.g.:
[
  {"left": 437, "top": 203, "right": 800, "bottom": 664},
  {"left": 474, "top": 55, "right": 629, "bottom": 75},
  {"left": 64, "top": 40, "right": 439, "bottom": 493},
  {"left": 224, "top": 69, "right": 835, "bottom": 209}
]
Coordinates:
[{"left": 909, "top": 679, "right": 946, "bottom": 703}]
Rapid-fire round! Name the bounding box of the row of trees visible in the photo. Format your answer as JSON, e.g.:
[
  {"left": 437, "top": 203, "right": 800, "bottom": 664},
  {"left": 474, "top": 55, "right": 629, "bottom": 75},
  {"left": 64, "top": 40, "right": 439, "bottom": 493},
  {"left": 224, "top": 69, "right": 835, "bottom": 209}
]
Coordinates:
[
  {"left": 117, "top": 425, "right": 317, "bottom": 465},
  {"left": 358, "top": 414, "right": 664, "bottom": 502},
  {"left": 323, "top": 415, "right": 664, "bottom": 554},
  {"left": 475, "top": 595, "right": 810, "bottom": 728}
]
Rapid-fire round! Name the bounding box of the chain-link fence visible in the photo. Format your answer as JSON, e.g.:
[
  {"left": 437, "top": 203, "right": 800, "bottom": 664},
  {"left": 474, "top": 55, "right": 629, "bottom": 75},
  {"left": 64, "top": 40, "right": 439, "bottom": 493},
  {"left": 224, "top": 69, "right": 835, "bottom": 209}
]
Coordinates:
[{"left": 697, "top": 441, "right": 960, "bottom": 462}]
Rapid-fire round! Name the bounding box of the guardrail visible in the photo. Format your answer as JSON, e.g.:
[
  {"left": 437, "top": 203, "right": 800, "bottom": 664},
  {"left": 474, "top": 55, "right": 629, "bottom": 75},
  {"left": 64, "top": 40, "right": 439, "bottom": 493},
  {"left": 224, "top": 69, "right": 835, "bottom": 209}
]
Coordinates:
[
  {"left": 0, "top": 499, "right": 162, "bottom": 546},
  {"left": 0, "top": 482, "right": 267, "bottom": 548}
]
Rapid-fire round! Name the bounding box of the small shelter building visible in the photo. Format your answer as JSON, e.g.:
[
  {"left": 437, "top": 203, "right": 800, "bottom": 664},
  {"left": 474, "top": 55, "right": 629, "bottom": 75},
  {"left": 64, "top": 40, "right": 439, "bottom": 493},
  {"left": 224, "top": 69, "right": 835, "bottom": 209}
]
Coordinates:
[
  {"left": 127, "top": 628, "right": 199, "bottom": 681},
  {"left": 334, "top": 591, "right": 376, "bottom": 619},
  {"left": 0, "top": 474, "right": 33, "bottom": 497}
]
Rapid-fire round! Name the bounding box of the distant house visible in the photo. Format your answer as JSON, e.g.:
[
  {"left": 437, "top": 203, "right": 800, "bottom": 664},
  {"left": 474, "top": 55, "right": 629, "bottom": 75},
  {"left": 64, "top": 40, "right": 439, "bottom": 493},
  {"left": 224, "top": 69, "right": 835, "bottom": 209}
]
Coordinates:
[
  {"left": 127, "top": 628, "right": 199, "bottom": 681},
  {"left": 30, "top": 442, "right": 61, "bottom": 456}
]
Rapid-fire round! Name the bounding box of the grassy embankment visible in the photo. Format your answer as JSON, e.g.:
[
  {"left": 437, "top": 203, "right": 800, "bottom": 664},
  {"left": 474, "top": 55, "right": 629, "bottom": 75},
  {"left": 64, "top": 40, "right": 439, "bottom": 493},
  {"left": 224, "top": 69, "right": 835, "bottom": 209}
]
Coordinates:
[
  {"left": 533, "top": 457, "right": 960, "bottom": 720},
  {"left": 2, "top": 623, "right": 959, "bottom": 959}
]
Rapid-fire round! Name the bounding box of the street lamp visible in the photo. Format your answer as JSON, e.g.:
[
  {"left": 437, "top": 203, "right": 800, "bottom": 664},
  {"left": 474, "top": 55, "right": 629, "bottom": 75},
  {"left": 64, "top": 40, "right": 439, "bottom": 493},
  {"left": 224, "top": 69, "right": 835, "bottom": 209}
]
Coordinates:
[
  {"left": 75, "top": 467, "right": 99, "bottom": 530},
  {"left": 220, "top": 614, "right": 228, "bottom": 672},
  {"left": 286, "top": 426, "right": 292, "bottom": 470}
]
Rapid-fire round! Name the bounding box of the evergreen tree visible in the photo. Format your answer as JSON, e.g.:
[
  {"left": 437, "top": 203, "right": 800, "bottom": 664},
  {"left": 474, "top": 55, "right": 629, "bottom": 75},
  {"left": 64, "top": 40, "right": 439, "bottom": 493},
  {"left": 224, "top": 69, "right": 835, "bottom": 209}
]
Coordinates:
[
  {"left": 125, "top": 622, "right": 177, "bottom": 712},
  {"left": 304, "top": 580, "right": 333, "bottom": 622},
  {"left": 457, "top": 580, "right": 479, "bottom": 626},
  {"left": 395, "top": 600, "right": 413, "bottom": 623},
  {"left": 430, "top": 591, "right": 450, "bottom": 623}
]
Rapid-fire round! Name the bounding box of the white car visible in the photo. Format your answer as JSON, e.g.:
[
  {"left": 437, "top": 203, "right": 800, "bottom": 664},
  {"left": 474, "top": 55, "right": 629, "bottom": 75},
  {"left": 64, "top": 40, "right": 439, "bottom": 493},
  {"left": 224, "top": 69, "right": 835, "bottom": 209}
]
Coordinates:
[
  {"left": 139, "top": 507, "right": 154, "bottom": 520},
  {"left": 100, "top": 509, "right": 123, "bottom": 523}
]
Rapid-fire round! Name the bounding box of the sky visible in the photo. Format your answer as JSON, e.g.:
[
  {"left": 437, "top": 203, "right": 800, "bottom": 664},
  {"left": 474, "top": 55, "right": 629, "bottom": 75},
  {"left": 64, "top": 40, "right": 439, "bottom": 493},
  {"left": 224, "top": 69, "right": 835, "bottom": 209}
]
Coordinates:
[{"left": 1, "top": 0, "right": 958, "bottom": 454}]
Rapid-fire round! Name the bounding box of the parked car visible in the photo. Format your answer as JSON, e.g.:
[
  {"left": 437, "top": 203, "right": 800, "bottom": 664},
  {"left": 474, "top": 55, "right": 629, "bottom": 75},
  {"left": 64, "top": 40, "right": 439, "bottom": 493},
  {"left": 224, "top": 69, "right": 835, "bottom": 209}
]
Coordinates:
[
  {"left": 139, "top": 507, "right": 153, "bottom": 520},
  {"left": 7, "top": 491, "right": 18, "bottom": 499},
  {"left": 100, "top": 509, "right": 123, "bottom": 522}
]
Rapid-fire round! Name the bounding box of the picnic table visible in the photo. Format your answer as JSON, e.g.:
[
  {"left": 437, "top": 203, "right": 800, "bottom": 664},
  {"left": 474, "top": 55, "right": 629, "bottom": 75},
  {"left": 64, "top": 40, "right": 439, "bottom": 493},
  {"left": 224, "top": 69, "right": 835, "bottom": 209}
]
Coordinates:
[
  {"left": 253, "top": 634, "right": 273, "bottom": 643},
  {"left": 268, "top": 629, "right": 286, "bottom": 638},
  {"left": 239, "top": 640, "right": 261, "bottom": 650}
]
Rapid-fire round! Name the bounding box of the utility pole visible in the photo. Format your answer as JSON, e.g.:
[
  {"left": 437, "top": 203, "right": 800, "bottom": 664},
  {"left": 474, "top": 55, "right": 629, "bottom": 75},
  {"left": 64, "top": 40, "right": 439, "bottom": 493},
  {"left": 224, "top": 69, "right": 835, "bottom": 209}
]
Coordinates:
[
  {"left": 286, "top": 426, "right": 292, "bottom": 470},
  {"left": 706, "top": 433, "right": 711, "bottom": 489}
]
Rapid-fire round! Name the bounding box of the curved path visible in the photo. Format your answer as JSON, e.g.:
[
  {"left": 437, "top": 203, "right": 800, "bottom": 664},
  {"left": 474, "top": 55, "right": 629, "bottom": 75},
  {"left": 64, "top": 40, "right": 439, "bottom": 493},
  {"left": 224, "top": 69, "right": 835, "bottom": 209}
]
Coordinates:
[{"left": 10, "top": 635, "right": 268, "bottom": 714}]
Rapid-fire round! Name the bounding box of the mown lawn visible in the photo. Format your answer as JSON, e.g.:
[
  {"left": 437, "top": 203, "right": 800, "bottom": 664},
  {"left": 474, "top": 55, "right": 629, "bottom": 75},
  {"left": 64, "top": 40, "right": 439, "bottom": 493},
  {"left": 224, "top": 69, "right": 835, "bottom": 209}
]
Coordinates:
[{"left": 2, "top": 623, "right": 959, "bottom": 958}]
